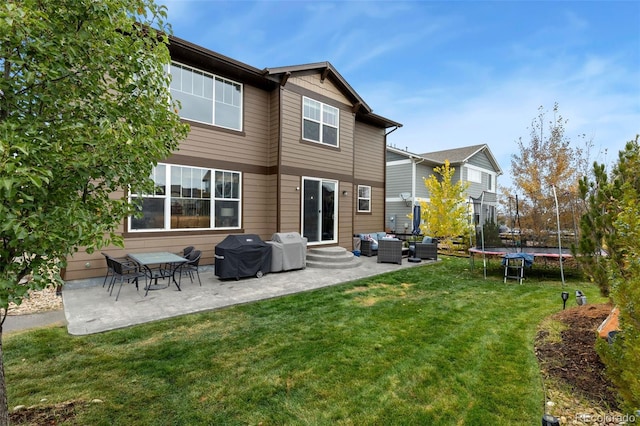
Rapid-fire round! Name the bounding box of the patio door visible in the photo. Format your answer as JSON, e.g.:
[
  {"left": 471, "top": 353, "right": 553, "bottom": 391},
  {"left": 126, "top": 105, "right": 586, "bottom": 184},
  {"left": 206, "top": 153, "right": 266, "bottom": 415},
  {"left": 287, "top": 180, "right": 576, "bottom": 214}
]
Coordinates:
[{"left": 302, "top": 178, "right": 337, "bottom": 244}]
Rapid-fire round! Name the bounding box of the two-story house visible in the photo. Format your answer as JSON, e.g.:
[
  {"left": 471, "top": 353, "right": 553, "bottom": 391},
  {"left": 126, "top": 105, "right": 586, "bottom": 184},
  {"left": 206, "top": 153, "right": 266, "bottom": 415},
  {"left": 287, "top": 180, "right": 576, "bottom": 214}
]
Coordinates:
[
  {"left": 63, "top": 35, "right": 401, "bottom": 281},
  {"left": 385, "top": 144, "right": 502, "bottom": 235}
]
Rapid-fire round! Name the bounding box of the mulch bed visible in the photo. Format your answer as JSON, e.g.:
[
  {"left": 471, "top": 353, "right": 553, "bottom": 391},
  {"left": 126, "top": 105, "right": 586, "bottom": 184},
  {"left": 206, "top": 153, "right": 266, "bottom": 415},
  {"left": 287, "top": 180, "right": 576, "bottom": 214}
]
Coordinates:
[{"left": 535, "top": 303, "right": 620, "bottom": 410}]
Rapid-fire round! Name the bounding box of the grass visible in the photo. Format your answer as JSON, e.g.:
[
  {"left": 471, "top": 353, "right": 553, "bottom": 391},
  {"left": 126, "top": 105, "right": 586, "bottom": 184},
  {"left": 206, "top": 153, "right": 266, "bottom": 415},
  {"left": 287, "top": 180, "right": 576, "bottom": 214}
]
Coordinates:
[{"left": 5, "top": 256, "right": 607, "bottom": 425}]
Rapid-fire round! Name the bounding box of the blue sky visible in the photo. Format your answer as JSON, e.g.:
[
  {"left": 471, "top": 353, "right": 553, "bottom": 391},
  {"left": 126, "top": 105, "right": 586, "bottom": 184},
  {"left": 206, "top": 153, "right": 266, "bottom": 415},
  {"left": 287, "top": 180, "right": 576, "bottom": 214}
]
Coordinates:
[{"left": 160, "top": 0, "right": 640, "bottom": 188}]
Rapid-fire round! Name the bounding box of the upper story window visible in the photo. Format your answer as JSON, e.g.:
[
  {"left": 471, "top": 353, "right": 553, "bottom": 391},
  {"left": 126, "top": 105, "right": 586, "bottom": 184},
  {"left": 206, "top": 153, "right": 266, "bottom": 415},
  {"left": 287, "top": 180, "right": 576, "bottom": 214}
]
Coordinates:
[
  {"left": 302, "top": 97, "right": 339, "bottom": 146},
  {"left": 129, "top": 164, "right": 241, "bottom": 231},
  {"left": 169, "top": 62, "right": 243, "bottom": 131},
  {"left": 467, "top": 167, "right": 482, "bottom": 183},
  {"left": 357, "top": 185, "right": 371, "bottom": 212}
]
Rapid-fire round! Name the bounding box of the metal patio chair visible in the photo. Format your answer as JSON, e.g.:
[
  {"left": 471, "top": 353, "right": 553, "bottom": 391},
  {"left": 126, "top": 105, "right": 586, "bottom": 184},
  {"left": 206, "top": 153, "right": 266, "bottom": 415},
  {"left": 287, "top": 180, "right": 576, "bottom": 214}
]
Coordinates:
[
  {"left": 109, "top": 257, "right": 147, "bottom": 301},
  {"left": 179, "top": 249, "right": 202, "bottom": 286}
]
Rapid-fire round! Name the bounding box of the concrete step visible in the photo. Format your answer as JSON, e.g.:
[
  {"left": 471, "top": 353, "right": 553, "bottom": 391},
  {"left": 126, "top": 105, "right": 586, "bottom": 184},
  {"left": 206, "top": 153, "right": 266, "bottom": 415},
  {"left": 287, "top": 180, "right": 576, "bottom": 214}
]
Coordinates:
[{"left": 306, "top": 247, "right": 362, "bottom": 269}]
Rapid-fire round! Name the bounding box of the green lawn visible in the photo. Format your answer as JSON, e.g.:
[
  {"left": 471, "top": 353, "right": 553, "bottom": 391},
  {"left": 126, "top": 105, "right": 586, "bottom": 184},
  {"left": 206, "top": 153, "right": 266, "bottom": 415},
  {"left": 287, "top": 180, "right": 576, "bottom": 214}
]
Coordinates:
[{"left": 5, "top": 256, "right": 606, "bottom": 425}]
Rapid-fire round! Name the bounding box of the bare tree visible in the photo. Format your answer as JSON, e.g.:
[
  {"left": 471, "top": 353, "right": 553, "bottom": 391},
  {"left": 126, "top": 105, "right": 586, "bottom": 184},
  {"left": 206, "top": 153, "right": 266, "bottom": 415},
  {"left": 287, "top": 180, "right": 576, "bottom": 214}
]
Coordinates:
[{"left": 503, "top": 103, "right": 590, "bottom": 246}]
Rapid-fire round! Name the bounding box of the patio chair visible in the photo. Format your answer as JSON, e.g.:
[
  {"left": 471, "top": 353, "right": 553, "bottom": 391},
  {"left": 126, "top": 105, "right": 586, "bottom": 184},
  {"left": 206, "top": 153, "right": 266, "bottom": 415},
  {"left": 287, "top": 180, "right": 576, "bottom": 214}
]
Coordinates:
[
  {"left": 180, "top": 246, "right": 195, "bottom": 257},
  {"left": 109, "top": 257, "right": 147, "bottom": 301},
  {"left": 101, "top": 252, "right": 134, "bottom": 288},
  {"left": 377, "top": 239, "right": 403, "bottom": 265},
  {"left": 179, "top": 249, "right": 202, "bottom": 286}
]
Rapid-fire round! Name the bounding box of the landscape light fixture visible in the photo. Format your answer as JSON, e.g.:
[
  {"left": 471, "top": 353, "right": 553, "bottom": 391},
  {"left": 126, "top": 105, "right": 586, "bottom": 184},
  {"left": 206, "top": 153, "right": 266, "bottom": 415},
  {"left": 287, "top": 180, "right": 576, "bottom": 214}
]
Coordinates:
[
  {"left": 561, "top": 291, "right": 569, "bottom": 310},
  {"left": 542, "top": 413, "right": 560, "bottom": 426}
]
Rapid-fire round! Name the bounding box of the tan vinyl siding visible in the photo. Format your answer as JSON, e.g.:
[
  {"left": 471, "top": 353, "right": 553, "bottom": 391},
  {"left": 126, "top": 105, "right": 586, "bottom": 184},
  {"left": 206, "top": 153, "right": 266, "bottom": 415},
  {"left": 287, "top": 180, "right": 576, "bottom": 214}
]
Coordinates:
[
  {"left": 288, "top": 74, "right": 350, "bottom": 104},
  {"left": 280, "top": 90, "right": 354, "bottom": 177},
  {"left": 63, "top": 50, "right": 399, "bottom": 279},
  {"left": 268, "top": 89, "right": 280, "bottom": 167},
  {"left": 66, "top": 173, "right": 276, "bottom": 281},
  {"left": 279, "top": 174, "right": 302, "bottom": 233},
  {"left": 354, "top": 121, "right": 385, "bottom": 183},
  {"left": 64, "top": 233, "right": 217, "bottom": 281},
  {"left": 338, "top": 181, "right": 354, "bottom": 248},
  {"left": 176, "top": 85, "right": 270, "bottom": 167},
  {"left": 242, "top": 173, "right": 277, "bottom": 239},
  {"left": 353, "top": 186, "right": 385, "bottom": 234}
]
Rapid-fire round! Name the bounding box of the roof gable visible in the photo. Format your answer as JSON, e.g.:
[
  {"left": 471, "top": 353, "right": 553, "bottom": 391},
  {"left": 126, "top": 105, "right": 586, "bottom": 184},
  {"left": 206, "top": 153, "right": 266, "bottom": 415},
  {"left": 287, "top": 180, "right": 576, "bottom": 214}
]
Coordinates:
[
  {"left": 421, "top": 144, "right": 503, "bottom": 175},
  {"left": 264, "top": 62, "right": 369, "bottom": 112},
  {"left": 387, "top": 144, "right": 503, "bottom": 175},
  {"left": 264, "top": 62, "right": 402, "bottom": 129}
]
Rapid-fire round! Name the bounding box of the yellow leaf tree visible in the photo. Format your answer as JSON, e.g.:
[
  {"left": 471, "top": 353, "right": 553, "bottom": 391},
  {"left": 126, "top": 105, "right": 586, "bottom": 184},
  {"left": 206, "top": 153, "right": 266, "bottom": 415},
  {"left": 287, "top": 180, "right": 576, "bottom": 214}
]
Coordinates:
[{"left": 420, "top": 160, "right": 470, "bottom": 246}]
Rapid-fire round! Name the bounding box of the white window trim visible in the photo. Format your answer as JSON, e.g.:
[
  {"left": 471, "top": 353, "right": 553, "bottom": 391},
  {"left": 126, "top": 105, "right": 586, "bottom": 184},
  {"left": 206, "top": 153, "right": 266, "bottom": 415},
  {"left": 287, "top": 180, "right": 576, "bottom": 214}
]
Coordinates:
[
  {"left": 300, "top": 176, "right": 339, "bottom": 246},
  {"left": 128, "top": 163, "right": 242, "bottom": 232},
  {"left": 465, "top": 164, "right": 497, "bottom": 193},
  {"left": 357, "top": 185, "right": 371, "bottom": 213},
  {"left": 466, "top": 166, "right": 482, "bottom": 184},
  {"left": 302, "top": 96, "right": 339, "bottom": 147},
  {"left": 168, "top": 61, "right": 243, "bottom": 131}
]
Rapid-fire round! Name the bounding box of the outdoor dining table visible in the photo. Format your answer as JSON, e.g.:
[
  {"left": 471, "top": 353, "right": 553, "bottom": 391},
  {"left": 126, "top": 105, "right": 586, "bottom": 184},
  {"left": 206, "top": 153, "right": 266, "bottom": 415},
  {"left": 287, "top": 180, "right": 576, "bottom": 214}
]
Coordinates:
[{"left": 127, "top": 251, "right": 188, "bottom": 295}]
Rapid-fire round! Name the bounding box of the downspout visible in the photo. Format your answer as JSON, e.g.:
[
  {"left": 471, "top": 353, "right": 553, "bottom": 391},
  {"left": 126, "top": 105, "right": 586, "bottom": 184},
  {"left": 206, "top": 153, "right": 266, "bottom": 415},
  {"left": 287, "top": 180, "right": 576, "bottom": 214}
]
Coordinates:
[{"left": 384, "top": 126, "right": 401, "bottom": 233}]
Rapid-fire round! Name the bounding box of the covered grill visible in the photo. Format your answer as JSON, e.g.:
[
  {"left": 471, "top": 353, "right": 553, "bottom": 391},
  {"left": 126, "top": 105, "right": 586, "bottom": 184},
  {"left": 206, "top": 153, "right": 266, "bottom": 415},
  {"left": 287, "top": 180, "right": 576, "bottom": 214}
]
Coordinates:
[
  {"left": 215, "top": 234, "right": 272, "bottom": 280},
  {"left": 267, "top": 232, "right": 307, "bottom": 272}
]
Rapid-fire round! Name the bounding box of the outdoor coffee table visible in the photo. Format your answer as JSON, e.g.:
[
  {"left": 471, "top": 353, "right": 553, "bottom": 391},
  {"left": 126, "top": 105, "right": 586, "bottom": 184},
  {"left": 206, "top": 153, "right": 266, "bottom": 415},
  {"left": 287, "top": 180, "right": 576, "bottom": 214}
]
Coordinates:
[{"left": 127, "top": 252, "right": 188, "bottom": 296}]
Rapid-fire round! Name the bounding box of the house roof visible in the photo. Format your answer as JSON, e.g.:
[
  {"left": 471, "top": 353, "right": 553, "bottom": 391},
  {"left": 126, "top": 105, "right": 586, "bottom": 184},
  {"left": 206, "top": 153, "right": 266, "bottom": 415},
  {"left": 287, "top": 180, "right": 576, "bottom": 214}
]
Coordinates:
[
  {"left": 386, "top": 145, "right": 441, "bottom": 166},
  {"left": 264, "top": 62, "right": 370, "bottom": 112},
  {"left": 264, "top": 62, "right": 402, "bottom": 129},
  {"left": 387, "top": 144, "right": 503, "bottom": 175},
  {"left": 168, "top": 36, "right": 402, "bottom": 129},
  {"left": 420, "top": 144, "right": 503, "bottom": 175},
  {"left": 168, "top": 35, "right": 276, "bottom": 91}
]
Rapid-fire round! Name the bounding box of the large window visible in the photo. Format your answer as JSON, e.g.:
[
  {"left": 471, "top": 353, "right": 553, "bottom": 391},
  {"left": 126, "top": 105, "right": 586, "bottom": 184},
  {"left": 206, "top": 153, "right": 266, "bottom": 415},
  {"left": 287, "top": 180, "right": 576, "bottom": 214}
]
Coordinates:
[
  {"left": 169, "top": 62, "right": 242, "bottom": 131},
  {"left": 357, "top": 185, "right": 371, "bottom": 212},
  {"left": 302, "top": 97, "right": 339, "bottom": 146},
  {"left": 130, "top": 164, "right": 241, "bottom": 231}
]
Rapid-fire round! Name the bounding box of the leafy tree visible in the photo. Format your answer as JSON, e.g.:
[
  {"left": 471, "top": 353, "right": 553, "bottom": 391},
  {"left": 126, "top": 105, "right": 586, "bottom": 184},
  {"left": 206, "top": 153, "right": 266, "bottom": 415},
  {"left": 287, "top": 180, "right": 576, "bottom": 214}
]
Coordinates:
[
  {"left": 420, "top": 160, "right": 470, "bottom": 247},
  {"left": 592, "top": 136, "right": 640, "bottom": 412},
  {"left": 503, "top": 103, "right": 589, "bottom": 246},
  {"left": 0, "top": 0, "right": 189, "bottom": 423}
]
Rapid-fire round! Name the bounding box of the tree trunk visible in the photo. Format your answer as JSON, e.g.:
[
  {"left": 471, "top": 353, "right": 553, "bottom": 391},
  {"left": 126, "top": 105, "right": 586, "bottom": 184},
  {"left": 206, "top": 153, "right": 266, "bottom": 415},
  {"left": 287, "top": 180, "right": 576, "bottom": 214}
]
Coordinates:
[{"left": 0, "top": 328, "right": 9, "bottom": 426}]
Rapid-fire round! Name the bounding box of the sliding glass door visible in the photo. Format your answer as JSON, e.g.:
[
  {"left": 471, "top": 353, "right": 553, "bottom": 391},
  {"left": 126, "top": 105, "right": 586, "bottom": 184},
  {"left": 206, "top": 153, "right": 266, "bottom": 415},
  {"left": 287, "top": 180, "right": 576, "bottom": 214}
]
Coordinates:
[{"left": 302, "top": 178, "right": 337, "bottom": 244}]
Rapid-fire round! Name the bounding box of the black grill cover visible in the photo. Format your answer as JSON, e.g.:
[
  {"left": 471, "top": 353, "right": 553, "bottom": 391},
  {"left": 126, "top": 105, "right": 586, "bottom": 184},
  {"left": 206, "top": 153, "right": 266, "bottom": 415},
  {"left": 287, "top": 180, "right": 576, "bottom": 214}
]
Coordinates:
[{"left": 215, "top": 234, "right": 272, "bottom": 279}]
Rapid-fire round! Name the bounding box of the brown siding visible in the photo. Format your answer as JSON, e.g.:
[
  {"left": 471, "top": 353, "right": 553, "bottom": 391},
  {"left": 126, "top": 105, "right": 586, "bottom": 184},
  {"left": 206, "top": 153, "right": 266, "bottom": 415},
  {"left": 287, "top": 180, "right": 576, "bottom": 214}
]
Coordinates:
[
  {"left": 288, "top": 74, "right": 350, "bottom": 104},
  {"left": 278, "top": 175, "right": 302, "bottom": 233},
  {"left": 353, "top": 187, "right": 386, "bottom": 234},
  {"left": 243, "top": 172, "right": 277, "bottom": 238},
  {"left": 64, "top": 233, "right": 218, "bottom": 281},
  {"left": 63, "top": 57, "right": 394, "bottom": 280},
  {"left": 354, "top": 121, "right": 386, "bottom": 184},
  {"left": 176, "top": 84, "right": 270, "bottom": 167},
  {"left": 268, "top": 89, "right": 280, "bottom": 167},
  {"left": 353, "top": 120, "right": 386, "bottom": 234},
  {"left": 280, "top": 89, "right": 355, "bottom": 179},
  {"left": 338, "top": 181, "right": 354, "bottom": 248}
]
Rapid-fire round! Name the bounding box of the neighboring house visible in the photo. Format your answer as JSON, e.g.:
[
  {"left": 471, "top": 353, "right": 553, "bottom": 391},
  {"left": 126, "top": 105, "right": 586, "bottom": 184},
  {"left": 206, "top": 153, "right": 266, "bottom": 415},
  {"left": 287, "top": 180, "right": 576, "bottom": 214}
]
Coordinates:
[
  {"left": 64, "top": 35, "right": 401, "bottom": 281},
  {"left": 385, "top": 144, "right": 503, "bottom": 234}
]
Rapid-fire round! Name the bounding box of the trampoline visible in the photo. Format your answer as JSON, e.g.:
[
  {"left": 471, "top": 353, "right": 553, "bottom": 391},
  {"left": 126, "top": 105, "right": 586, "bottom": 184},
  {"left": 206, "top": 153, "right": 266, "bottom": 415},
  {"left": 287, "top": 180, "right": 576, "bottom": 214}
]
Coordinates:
[
  {"left": 469, "top": 246, "right": 573, "bottom": 259},
  {"left": 469, "top": 246, "right": 574, "bottom": 283}
]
